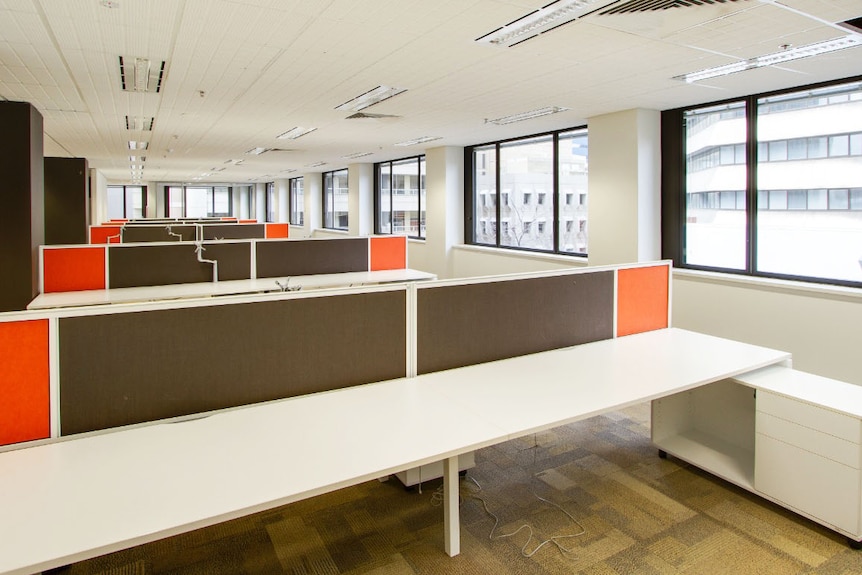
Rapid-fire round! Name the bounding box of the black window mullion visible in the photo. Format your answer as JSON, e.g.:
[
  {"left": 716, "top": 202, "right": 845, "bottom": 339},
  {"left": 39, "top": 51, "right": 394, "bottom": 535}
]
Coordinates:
[
  {"left": 495, "top": 143, "right": 501, "bottom": 247},
  {"left": 552, "top": 133, "right": 560, "bottom": 254},
  {"left": 747, "top": 96, "right": 758, "bottom": 275}
]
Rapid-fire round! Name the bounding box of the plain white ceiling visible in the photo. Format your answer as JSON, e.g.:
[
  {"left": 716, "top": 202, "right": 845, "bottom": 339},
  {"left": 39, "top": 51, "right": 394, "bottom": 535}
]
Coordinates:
[{"left": 1, "top": 0, "right": 861, "bottom": 184}]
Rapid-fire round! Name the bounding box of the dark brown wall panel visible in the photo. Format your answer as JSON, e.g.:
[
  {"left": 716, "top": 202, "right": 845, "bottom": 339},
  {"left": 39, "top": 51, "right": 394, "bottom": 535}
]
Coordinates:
[
  {"left": 256, "top": 238, "right": 368, "bottom": 278},
  {"left": 44, "top": 157, "right": 89, "bottom": 245},
  {"left": 201, "top": 224, "right": 264, "bottom": 240},
  {"left": 0, "top": 102, "right": 44, "bottom": 311},
  {"left": 108, "top": 242, "right": 251, "bottom": 287},
  {"left": 58, "top": 290, "right": 406, "bottom": 434},
  {"left": 122, "top": 225, "right": 196, "bottom": 243},
  {"left": 417, "top": 271, "right": 614, "bottom": 374}
]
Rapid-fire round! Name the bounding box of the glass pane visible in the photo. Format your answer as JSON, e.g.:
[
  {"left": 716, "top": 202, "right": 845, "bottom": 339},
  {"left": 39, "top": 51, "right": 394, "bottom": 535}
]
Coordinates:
[
  {"left": 289, "top": 178, "right": 304, "bottom": 226},
  {"left": 559, "top": 129, "right": 588, "bottom": 254},
  {"left": 107, "top": 186, "right": 125, "bottom": 219},
  {"left": 378, "top": 163, "right": 392, "bottom": 234},
  {"left": 684, "top": 101, "right": 747, "bottom": 270},
  {"left": 126, "top": 186, "right": 144, "bottom": 218},
  {"left": 392, "top": 158, "right": 420, "bottom": 236},
  {"left": 185, "top": 187, "right": 209, "bottom": 218},
  {"left": 499, "top": 135, "right": 553, "bottom": 249},
  {"left": 212, "top": 186, "right": 230, "bottom": 216},
  {"left": 324, "top": 170, "right": 348, "bottom": 230},
  {"left": 419, "top": 157, "right": 426, "bottom": 239},
  {"left": 168, "top": 186, "right": 184, "bottom": 217},
  {"left": 473, "top": 146, "right": 496, "bottom": 246},
  {"left": 323, "top": 173, "right": 334, "bottom": 228},
  {"left": 756, "top": 80, "right": 862, "bottom": 282}
]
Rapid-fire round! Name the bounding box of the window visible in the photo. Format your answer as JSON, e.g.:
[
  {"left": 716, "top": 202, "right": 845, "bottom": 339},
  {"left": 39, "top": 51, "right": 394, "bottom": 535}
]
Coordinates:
[
  {"left": 323, "top": 169, "right": 348, "bottom": 230},
  {"left": 468, "top": 126, "right": 588, "bottom": 255},
  {"left": 165, "top": 185, "right": 232, "bottom": 218},
  {"left": 265, "top": 182, "right": 276, "bottom": 223},
  {"left": 289, "top": 177, "right": 304, "bottom": 226},
  {"left": 665, "top": 77, "right": 862, "bottom": 286},
  {"left": 107, "top": 185, "right": 145, "bottom": 219},
  {"left": 375, "top": 156, "right": 425, "bottom": 238}
]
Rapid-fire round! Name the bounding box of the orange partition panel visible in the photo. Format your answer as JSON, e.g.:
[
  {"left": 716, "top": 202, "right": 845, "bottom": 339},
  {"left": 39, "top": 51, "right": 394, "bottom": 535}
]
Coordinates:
[
  {"left": 43, "top": 247, "right": 107, "bottom": 293},
  {"left": 617, "top": 264, "right": 670, "bottom": 337},
  {"left": 239, "top": 219, "right": 257, "bottom": 224},
  {"left": 90, "top": 226, "right": 122, "bottom": 244},
  {"left": 370, "top": 236, "right": 406, "bottom": 271},
  {"left": 0, "top": 319, "right": 50, "bottom": 446},
  {"left": 265, "top": 223, "right": 289, "bottom": 239}
]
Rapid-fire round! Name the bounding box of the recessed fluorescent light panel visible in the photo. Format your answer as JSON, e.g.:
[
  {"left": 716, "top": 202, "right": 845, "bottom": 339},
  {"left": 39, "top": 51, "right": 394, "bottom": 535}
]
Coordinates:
[
  {"left": 276, "top": 127, "right": 317, "bottom": 140},
  {"left": 245, "top": 147, "right": 270, "bottom": 155},
  {"left": 476, "top": 0, "right": 619, "bottom": 47},
  {"left": 127, "top": 141, "right": 148, "bottom": 150},
  {"left": 676, "top": 35, "right": 862, "bottom": 83},
  {"left": 487, "top": 106, "right": 569, "bottom": 125},
  {"left": 335, "top": 86, "right": 406, "bottom": 112},
  {"left": 118, "top": 56, "right": 166, "bottom": 93},
  {"left": 125, "top": 116, "right": 154, "bottom": 131},
  {"left": 305, "top": 161, "right": 327, "bottom": 168},
  {"left": 395, "top": 136, "right": 442, "bottom": 147},
  {"left": 128, "top": 156, "right": 146, "bottom": 162},
  {"left": 342, "top": 151, "right": 373, "bottom": 160}
]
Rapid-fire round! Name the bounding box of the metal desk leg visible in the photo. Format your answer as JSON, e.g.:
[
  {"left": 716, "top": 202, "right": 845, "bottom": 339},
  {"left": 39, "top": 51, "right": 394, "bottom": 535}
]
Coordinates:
[{"left": 443, "top": 455, "right": 460, "bottom": 557}]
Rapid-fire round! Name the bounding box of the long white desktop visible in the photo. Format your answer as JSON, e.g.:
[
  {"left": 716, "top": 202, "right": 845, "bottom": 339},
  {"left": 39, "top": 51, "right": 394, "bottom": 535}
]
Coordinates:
[
  {"left": 0, "top": 328, "right": 815, "bottom": 575},
  {"left": 26, "top": 269, "right": 436, "bottom": 309}
]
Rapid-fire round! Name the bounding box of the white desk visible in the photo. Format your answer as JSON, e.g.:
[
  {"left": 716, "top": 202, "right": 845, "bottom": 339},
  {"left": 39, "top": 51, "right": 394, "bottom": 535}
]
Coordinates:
[
  {"left": 26, "top": 269, "right": 436, "bottom": 310},
  {"left": 0, "top": 328, "right": 791, "bottom": 574}
]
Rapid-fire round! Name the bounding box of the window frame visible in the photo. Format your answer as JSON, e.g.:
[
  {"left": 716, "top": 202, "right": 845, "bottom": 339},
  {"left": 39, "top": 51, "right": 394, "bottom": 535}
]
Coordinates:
[
  {"left": 465, "top": 126, "right": 589, "bottom": 257},
  {"left": 107, "top": 184, "right": 147, "bottom": 219},
  {"left": 374, "top": 155, "right": 426, "bottom": 239},
  {"left": 661, "top": 74, "right": 862, "bottom": 288},
  {"left": 322, "top": 168, "right": 349, "bottom": 231},
  {"left": 164, "top": 185, "right": 232, "bottom": 218},
  {"left": 288, "top": 177, "right": 304, "bottom": 226}
]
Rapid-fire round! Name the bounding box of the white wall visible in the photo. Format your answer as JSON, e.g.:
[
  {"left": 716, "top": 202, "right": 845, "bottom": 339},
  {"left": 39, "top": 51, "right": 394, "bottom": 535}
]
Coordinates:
[
  {"left": 89, "top": 168, "right": 107, "bottom": 224},
  {"left": 673, "top": 271, "right": 862, "bottom": 386}
]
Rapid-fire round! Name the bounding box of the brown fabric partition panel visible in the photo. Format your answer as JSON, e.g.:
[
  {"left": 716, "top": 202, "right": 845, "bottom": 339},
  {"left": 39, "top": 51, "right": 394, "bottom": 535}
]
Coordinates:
[
  {"left": 122, "top": 225, "right": 197, "bottom": 243},
  {"left": 58, "top": 290, "right": 407, "bottom": 434},
  {"left": 417, "top": 271, "right": 615, "bottom": 374},
  {"left": 108, "top": 242, "right": 251, "bottom": 287},
  {"left": 256, "top": 238, "right": 369, "bottom": 278},
  {"left": 201, "top": 224, "right": 264, "bottom": 240}
]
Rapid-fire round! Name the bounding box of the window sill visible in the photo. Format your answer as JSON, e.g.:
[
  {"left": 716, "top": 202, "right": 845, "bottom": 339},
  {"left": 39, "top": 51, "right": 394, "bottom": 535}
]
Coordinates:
[
  {"left": 454, "top": 244, "right": 588, "bottom": 267},
  {"left": 674, "top": 268, "right": 862, "bottom": 302}
]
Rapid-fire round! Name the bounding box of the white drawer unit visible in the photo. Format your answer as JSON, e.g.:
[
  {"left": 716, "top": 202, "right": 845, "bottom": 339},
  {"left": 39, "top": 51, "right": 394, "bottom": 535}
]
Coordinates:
[{"left": 654, "top": 365, "right": 862, "bottom": 548}]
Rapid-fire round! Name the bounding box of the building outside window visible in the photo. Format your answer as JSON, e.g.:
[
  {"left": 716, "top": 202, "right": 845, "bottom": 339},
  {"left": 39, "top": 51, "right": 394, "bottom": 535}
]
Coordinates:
[
  {"left": 166, "top": 185, "right": 232, "bottom": 217},
  {"left": 289, "top": 177, "right": 304, "bottom": 226},
  {"left": 376, "top": 156, "right": 425, "bottom": 238},
  {"left": 265, "top": 182, "right": 276, "bottom": 223},
  {"left": 470, "top": 127, "right": 588, "bottom": 255},
  {"left": 107, "top": 185, "right": 145, "bottom": 219},
  {"left": 323, "top": 169, "right": 349, "bottom": 230},
  {"left": 677, "top": 78, "right": 862, "bottom": 285}
]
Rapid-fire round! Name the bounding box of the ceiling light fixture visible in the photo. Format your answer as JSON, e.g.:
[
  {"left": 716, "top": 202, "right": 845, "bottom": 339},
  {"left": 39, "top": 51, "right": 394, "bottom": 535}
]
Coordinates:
[
  {"left": 675, "top": 35, "right": 862, "bottom": 83},
  {"left": 118, "top": 57, "right": 166, "bottom": 93},
  {"left": 395, "top": 136, "right": 442, "bottom": 147},
  {"left": 342, "top": 151, "right": 373, "bottom": 160},
  {"left": 476, "top": 0, "right": 619, "bottom": 47},
  {"left": 128, "top": 155, "right": 147, "bottom": 162},
  {"left": 245, "top": 147, "right": 270, "bottom": 155},
  {"left": 305, "top": 161, "right": 327, "bottom": 168},
  {"left": 486, "top": 106, "right": 570, "bottom": 125},
  {"left": 335, "top": 86, "right": 406, "bottom": 112},
  {"left": 125, "top": 116, "right": 154, "bottom": 131},
  {"left": 276, "top": 127, "right": 317, "bottom": 140},
  {"left": 127, "top": 141, "right": 148, "bottom": 150}
]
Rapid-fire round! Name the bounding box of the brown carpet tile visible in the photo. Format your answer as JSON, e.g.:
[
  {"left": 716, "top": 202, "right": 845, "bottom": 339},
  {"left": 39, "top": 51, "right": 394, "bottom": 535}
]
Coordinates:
[{"left": 53, "top": 403, "right": 862, "bottom": 574}]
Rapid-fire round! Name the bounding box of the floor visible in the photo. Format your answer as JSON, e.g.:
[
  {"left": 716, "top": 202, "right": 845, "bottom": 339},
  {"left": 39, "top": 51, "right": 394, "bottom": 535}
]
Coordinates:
[{"left": 57, "top": 403, "right": 862, "bottom": 574}]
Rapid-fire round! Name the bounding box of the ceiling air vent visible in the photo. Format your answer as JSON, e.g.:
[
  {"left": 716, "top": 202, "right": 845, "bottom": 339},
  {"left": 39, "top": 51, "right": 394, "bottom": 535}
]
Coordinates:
[
  {"left": 599, "top": 0, "right": 746, "bottom": 15},
  {"left": 119, "top": 56, "right": 167, "bottom": 93}
]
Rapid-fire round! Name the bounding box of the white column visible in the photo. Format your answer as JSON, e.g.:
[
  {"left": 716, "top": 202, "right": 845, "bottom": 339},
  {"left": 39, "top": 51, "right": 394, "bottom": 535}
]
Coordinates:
[
  {"left": 276, "top": 178, "right": 289, "bottom": 223},
  {"left": 302, "top": 172, "right": 322, "bottom": 237},
  {"left": 145, "top": 181, "right": 158, "bottom": 218},
  {"left": 587, "top": 108, "right": 661, "bottom": 265},
  {"left": 348, "top": 163, "right": 373, "bottom": 236},
  {"left": 89, "top": 168, "right": 108, "bottom": 225},
  {"left": 421, "top": 146, "right": 464, "bottom": 278},
  {"left": 254, "top": 183, "right": 266, "bottom": 223}
]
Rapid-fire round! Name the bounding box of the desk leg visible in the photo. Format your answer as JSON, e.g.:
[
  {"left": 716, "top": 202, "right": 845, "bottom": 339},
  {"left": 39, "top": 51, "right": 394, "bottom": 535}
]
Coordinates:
[{"left": 443, "top": 455, "right": 460, "bottom": 557}]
